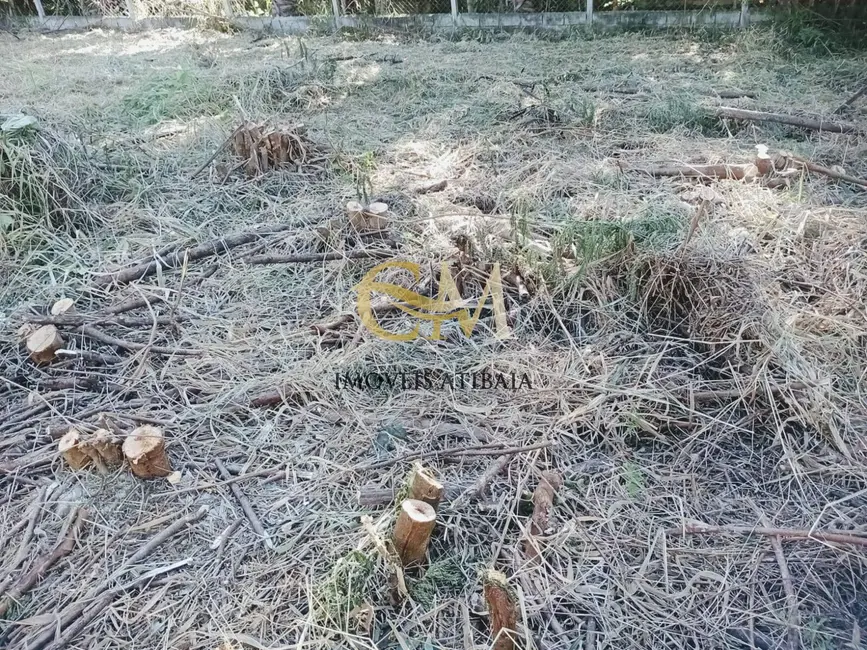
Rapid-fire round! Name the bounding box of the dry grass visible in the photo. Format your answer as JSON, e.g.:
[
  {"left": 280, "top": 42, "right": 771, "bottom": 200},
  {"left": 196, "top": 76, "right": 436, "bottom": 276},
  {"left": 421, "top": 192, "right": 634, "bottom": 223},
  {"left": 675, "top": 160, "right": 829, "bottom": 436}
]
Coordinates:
[{"left": 1, "top": 24, "right": 866, "bottom": 650}]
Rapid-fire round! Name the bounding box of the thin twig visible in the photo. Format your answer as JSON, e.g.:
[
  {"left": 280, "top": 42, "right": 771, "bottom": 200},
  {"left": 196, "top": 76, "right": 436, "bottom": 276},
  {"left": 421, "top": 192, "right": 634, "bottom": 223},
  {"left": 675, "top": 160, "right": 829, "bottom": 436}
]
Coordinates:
[
  {"left": 78, "top": 326, "right": 201, "bottom": 357},
  {"left": 669, "top": 522, "right": 867, "bottom": 548},
  {"left": 94, "top": 225, "right": 297, "bottom": 287},
  {"left": 26, "top": 506, "right": 208, "bottom": 650},
  {"left": 355, "top": 441, "right": 553, "bottom": 472},
  {"left": 247, "top": 248, "right": 392, "bottom": 266},
  {"left": 215, "top": 459, "right": 274, "bottom": 550},
  {"left": 0, "top": 507, "right": 87, "bottom": 618},
  {"left": 758, "top": 512, "right": 799, "bottom": 649},
  {"left": 834, "top": 81, "right": 867, "bottom": 114}
]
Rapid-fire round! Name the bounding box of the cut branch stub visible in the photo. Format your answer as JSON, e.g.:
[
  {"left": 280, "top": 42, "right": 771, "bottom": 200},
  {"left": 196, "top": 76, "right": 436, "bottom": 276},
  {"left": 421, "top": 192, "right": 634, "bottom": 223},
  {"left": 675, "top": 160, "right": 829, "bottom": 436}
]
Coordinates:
[
  {"left": 26, "top": 325, "right": 63, "bottom": 364},
  {"left": 483, "top": 569, "right": 518, "bottom": 650},
  {"left": 123, "top": 425, "right": 172, "bottom": 479},
  {"left": 58, "top": 429, "right": 91, "bottom": 470},
  {"left": 409, "top": 462, "right": 444, "bottom": 511},
  {"left": 392, "top": 499, "right": 436, "bottom": 567},
  {"left": 523, "top": 470, "right": 563, "bottom": 561}
]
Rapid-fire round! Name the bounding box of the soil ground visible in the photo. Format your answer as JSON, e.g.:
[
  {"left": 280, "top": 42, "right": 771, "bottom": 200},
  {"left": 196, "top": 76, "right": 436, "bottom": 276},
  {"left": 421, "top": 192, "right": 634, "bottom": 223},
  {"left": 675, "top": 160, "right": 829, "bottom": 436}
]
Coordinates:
[{"left": 1, "top": 25, "right": 866, "bottom": 650}]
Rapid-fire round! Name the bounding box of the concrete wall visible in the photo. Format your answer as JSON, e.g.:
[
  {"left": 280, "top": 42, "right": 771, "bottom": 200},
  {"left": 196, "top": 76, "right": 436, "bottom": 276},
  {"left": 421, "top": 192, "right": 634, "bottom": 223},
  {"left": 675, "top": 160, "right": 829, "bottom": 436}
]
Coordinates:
[{"left": 20, "top": 9, "right": 764, "bottom": 34}]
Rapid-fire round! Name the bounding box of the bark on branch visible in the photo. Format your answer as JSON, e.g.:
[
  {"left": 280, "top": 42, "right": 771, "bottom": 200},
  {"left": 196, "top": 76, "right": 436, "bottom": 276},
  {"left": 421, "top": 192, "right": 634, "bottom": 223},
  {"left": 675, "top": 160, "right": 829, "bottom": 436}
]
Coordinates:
[{"left": 713, "top": 106, "right": 862, "bottom": 135}]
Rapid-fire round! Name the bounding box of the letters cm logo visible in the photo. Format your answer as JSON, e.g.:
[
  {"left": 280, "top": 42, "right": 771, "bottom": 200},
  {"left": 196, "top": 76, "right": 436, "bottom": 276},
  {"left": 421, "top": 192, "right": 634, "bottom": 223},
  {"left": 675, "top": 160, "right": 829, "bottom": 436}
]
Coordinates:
[{"left": 355, "top": 260, "right": 510, "bottom": 342}]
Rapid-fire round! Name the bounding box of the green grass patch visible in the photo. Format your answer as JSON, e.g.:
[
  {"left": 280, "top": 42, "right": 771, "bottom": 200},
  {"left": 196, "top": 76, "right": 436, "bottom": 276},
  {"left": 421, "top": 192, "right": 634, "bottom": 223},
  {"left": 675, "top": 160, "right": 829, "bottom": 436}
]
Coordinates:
[
  {"left": 313, "top": 550, "right": 374, "bottom": 625},
  {"left": 644, "top": 93, "right": 720, "bottom": 134},
  {"left": 121, "top": 69, "right": 230, "bottom": 125},
  {"left": 409, "top": 557, "right": 465, "bottom": 608}
]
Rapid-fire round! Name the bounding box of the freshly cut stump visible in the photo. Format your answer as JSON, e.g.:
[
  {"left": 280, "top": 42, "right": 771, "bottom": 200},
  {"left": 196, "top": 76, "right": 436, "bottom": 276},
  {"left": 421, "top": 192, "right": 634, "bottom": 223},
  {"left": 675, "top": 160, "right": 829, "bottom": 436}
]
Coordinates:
[
  {"left": 50, "top": 298, "right": 76, "bottom": 315},
  {"left": 348, "top": 200, "right": 389, "bottom": 232},
  {"left": 82, "top": 428, "right": 124, "bottom": 473},
  {"left": 409, "top": 463, "right": 444, "bottom": 511},
  {"left": 345, "top": 200, "right": 365, "bottom": 224},
  {"left": 58, "top": 429, "right": 91, "bottom": 470},
  {"left": 362, "top": 202, "right": 389, "bottom": 231},
  {"left": 26, "top": 325, "right": 64, "bottom": 364},
  {"left": 123, "top": 426, "right": 172, "bottom": 478},
  {"left": 393, "top": 499, "right": 436, "bottom": 567},
  {"left": 484, "top": 570, "right": 518, "bottom": 650}
]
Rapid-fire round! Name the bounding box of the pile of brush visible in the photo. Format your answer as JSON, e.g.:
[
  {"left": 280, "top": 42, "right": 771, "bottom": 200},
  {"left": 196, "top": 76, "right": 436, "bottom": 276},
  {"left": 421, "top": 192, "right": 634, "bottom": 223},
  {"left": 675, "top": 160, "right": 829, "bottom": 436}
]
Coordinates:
[{"left": 230, "top": 122, "right": 318, "bottom": 176}]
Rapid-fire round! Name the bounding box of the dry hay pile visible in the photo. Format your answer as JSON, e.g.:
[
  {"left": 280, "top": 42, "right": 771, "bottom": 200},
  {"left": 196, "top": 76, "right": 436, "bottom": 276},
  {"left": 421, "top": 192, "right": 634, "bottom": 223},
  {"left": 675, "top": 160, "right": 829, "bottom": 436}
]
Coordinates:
[{"left": 0, "top": 27, "right": 866, "bottom": 650}]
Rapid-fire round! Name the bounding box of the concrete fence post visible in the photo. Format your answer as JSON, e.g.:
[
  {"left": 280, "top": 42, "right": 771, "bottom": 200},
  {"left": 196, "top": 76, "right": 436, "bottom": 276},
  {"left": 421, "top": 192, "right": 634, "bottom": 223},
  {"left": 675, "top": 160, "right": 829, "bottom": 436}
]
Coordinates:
[
  {"left": 125, "top": 0, "right": 137, "bottom": 20},
  {"left": 586, "top": 0, "right": 593, "bottom": 25},
  {"left": 32, "top": 0, "right": 46, "bottom": 19},
  {"left": 450, "top": 0, "right": 458, "bottom": 25},
  {"left": 330, "top": 0, "right": 341, "bottom": 28},
  {"left": 740, "top": 0, "right": 749, "bottom": 28}
]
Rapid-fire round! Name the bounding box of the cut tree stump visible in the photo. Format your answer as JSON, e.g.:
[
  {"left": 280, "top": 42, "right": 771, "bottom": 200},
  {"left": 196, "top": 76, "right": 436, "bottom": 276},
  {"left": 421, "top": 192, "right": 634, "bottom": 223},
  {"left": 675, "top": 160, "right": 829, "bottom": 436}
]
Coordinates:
[
  {"left": 58, "top": 429, "right": 91, "bottom": 470},
  {"left": 26, "top": 325, "right": 64, "bottom": 364},
  {"left": 409, "top": 462, "right": 444, "bottom": 511},
  {"left": 349, "top": 200, "right": 389, "bottom": 232},
  {"left": 50, "top": 298, "right": 76, "bottom": 316},
  {"left": 523, "top": 470, "right": 563, "bottom": 562},
  {"left": 483, "top": 570, "right": 518, "bottom": 650},
  {"left": 81, "top": 429, "right": 123, "bottom": 474},
  {"left": 392, "top": 499, "right": 436, "bottom": 567},
  {"left": 123, "top": 425, "right": 172, "bottom": 478}
]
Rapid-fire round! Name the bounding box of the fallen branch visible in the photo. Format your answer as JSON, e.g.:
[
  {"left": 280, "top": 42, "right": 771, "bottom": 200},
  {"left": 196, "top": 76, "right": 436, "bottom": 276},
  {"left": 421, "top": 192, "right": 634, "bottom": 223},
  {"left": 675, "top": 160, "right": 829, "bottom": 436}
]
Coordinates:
[
  {"left": 25, "top": 506, "right": 207, "bottom": 650},
  {"left": 0, "top": 507, "right": 87, "bottom": 618},
  {"left": 27, "top": 313, "right": 182, "bottom": 327},
  {"left": 79, "top": 325, "right": 201, "bottom": 357},
  {"left": 689, "top": 381, "right": 808, "bottom": 403},
  {"left": 102, "top": 294, "right": 167, "bottom": 316},
  {"left": 54, "top": 349, "right": 124, "bottom": 365},
  {"left": 215, "top": 458, "right": 274, "bottom": 550},
  {"left": 0, "top": 485, "right": 48, "bottom": 590},
  {"left": 714, "top": 89, "right": 758, "bottom": 99},
  {"left": 247, "top": 248, "right": 391, "bottom": 266},
  {"left": 758, "top": 512, "right": 799, "bottom": 649},
  {"left": 632, "top": 162, "right": 753, "bottom": 180},
  {"left": 713, "top": 106, "right": 861, "bottom": 135},
  {"left": 668, "top": 522, "right": 867, "bottom": 548},
  {"left": 459, "top": 454, "right": 512, "bottom": 504},
  {"left": 791, "top": 156, "right": 867, "bottom": 190},
  {"left": 835, "top": 82, "right": 867, "bottom": 114},
  {"left": 414, "top": 179, "right": 448, "bottom": 195},
  {"left": 354, "top": 441, "right": 553, "bottom": 472},
  {"left": 94, "top": 225, "right": 296, "bottom": 288}
]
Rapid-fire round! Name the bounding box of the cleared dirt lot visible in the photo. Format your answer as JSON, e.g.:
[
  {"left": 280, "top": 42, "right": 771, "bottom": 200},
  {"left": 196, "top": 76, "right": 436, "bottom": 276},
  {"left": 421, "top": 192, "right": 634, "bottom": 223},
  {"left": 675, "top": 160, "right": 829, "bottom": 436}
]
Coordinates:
[{"left": 1, "top": 25, "right": 866, "bottom": 650}]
